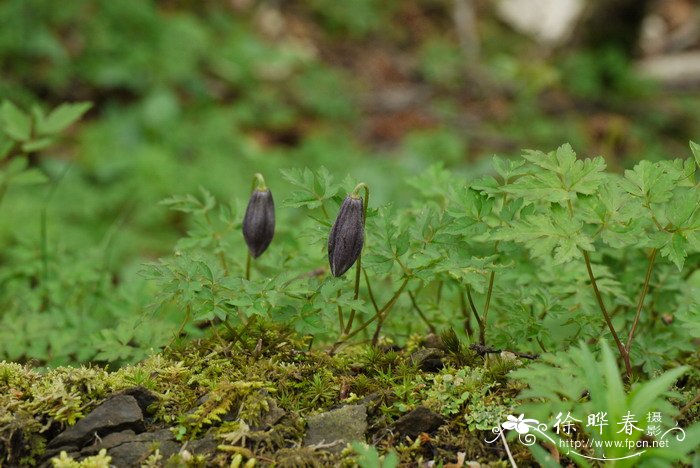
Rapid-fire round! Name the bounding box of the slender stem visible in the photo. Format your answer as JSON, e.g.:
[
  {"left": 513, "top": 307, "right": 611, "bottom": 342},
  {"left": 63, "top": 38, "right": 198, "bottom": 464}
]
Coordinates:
[
  {"left": 626, "top": 248, "right": 657, "bottom": 351},
  {"left": 459, "top": 290, "right": 473, "bottom": 339},
  {"left": 40, "top": 207, "right": 49, "bottom": 310},
  {"left": 482, "top": 270, "right": 496, "bottom": 324},
  {"left": 337, "top": 289, "right": 345, "bottom": 333},
  {"left": 582, "top": 250, "right": 632, "bottom": 380},
  {"left": 363, "top": 268, "right": 380, "bottom": 315},
  {"left": 408, "top": 291, "right": 436, "bottom": 334},
  {"left": 320, "top": 203, "right": 330, "bottom": 221},
  {"left": 218, "top": 251, "right": 229, "bottom": 276},
  {"left": 251, "top": 173, "right": 266, "bottom": 191},
  {"left": 171, "top": 304, "right": 192, "bottom": 345},
  {"left": 466, "top": 285, "right": 486, "bottom": 345},
  {"left": 330, "top": 277, "right": 408, "bottom": 354},
  {"left": 436, "top": 280, "right": 443, "bottom": 305},
  {"left": 344, "top": 183, "right": 370, "bottom": 334},
  {"left": 245, "top": 251, "right": 251, "bottom": 280},
  {"left": 677, "top": 391, "right": 700, "bottom": 418}
]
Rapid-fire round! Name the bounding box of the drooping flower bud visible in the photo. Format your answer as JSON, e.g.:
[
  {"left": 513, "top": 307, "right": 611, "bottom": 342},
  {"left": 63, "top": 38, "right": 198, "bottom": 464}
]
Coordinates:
[
  {"left": 242, "top": 185, "right": 275, "bottom": 258},
  {"left": 328, "top": 195, "right": 364, "bottom": 277}
]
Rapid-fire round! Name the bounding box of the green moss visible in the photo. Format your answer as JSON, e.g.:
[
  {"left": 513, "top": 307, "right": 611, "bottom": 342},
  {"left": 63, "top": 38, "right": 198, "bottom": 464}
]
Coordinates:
[
  {"left": 0, "top": 326, "right": 531, "bottom": 466},
  {"left": 50, "top": 449, "right": 111, "bottom": 468}
]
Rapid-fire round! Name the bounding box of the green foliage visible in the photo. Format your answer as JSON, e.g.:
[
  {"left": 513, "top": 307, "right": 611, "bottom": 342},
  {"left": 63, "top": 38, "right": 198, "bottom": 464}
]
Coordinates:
[
  {"left": 513, "top": 341, "right": 700, "bottom": 466},
  {"left": 0, "top": 100, "right": 89, "bottom": 202},
  {"left": 51, "top": 449, "right": 111, "bottom": 468},
  {"left": 352, "top": 443, "right": 398, "bottom": 468}
]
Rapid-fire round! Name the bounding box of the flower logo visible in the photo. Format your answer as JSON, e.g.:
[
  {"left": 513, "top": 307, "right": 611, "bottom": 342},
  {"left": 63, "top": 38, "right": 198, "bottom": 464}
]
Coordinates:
[{"left": 502, "top": 414, "right": 539, "bottom": 434}]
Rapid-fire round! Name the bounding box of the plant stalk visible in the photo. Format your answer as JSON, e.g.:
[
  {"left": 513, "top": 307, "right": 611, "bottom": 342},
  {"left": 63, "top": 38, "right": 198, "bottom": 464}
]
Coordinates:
[
  {"left": 626, "top": 248, "right": 657, "bottom": 352},
  {"left": 582, "top": 250, "right": 632, "bottom": 380},
  {"left": 466, "top": 285, "right": 486, "bottom": 345},
  {"left": 408, "top": 290, "right": 436, "bottom": 334},
  {"left": 245, "top": 251, "right": 251, "bottom": 280},
  {"left": 330, "top": 277, "right": 408, "bottom": 354}
]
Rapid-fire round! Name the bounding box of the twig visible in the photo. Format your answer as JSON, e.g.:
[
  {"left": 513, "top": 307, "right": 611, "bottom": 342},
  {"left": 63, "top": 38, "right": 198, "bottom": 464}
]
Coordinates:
[{"left": 677, "top": 391, "right": 700, "bottom": 419}]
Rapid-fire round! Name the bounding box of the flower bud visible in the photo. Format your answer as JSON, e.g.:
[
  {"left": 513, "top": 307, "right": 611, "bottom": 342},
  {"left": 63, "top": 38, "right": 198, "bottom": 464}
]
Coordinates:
[
  {"left": 242, "top": 188, "right": 275, "bottom": 258},
  {"left": 328, "top": 195, "right": 364, "bottom": 277}
]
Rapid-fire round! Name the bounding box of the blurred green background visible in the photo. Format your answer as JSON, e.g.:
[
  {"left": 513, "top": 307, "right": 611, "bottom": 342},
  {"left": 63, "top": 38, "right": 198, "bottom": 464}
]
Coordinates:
[{"left": 1, "top": 0, "right": 699, "bottom": 366}]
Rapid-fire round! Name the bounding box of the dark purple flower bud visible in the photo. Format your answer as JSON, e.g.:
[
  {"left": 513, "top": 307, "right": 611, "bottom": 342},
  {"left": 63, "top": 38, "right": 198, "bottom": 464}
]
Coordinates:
[
  {"left": 328, "top": 195, "right": 364, "bottom": 277},
  {"left": 242, "top": 188, "right": 275, "bottom": 258}
]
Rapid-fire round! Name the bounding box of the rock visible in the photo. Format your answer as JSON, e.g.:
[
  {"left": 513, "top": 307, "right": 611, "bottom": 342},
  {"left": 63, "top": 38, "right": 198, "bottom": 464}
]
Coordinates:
[
  {"left": 303, "top": 404, "right": 367, "bottom": 453},
  {"left": 117, "top": 387, "right": 159, "bottom": 415},
  {"left": 391, "top": 406, "right": 445, "bottom": 438},
  {"left": 358, "top": 392, "right": 383, "bottom": 416},
  {"left": 107, "top": 430, "right": 180, "bottom": 467},
  {"left": 496, "top": 0, "right": 584, "bottom": 46},
  {"left": 48, "top": 395, "right": 145, "bottom": 450},
  {"left": 187, "top": 434, "right": 219, "bottom": 457},
  {"left": 79, "top": 430, "right": 136, "bottom": 455},
  {"left": 261, "top": 399, "right": 286, "bottom": 427},
  {"left": 422, "top": 333, "right": 442, "bottom": 349},
  {"left": 410, "top": 348, "right": 445, "bottom": 372},
  {"left": 637, "top": 52, "right": 700, "bottom": 88}
]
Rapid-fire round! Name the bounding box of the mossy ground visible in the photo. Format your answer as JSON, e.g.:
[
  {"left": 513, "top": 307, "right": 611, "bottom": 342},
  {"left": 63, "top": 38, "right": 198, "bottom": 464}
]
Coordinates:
[{"left": 0, "top": 323, "right": 540, "bottom": 466}]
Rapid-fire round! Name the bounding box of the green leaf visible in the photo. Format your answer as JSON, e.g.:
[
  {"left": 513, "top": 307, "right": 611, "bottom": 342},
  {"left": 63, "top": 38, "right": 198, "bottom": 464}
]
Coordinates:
[
  {"left": 0, "top": 101, "right": 32, "bottom": 141},
  {"left": 620, "top": 161, "right": 675, "bottom": 204},
  {"left": 11, "top": 168, "right": 48, "bottom": 186},
  {"left": 690, "top": 140, "right": 700, "bottom": 168},
  {"left": 494, "top": 207, "right": 593, "bottom": 264},
  {"left": 504, "top": 144, "right": 606, "bottom": 204},
  {"left": 0, "top": 133, "right": 13, "bottom": 160},
  {"left": 281, "top": 166, "right": 340, "bottom": 210},
  {"left": 22, "top": 137, "right": 55, "bottom": 152},
  {"left": 36, "top": 102, "right": 91, "bottom": 135}
]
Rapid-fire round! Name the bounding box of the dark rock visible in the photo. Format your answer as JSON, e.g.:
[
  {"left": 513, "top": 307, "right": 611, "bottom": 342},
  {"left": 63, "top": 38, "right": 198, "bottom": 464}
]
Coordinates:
[
  {"left": 358, "top": 392, "right": 384, "bottom": 417},
  {"left": 109, "top": 441, "right": 179, "bottom": 465},
  {"left": 187, "top": 434, "right": 219, "bottom": 456},
  {"left": 303, "top": 404, "right": 367, "bottom": 453},
  {"left": 80, "top": 430, "right": 136, "bottom": 456},
  {"left": 391, "top": 406, "right": 445, "bottom": 438},
  {"left": 410, "top": 348, "right": 445, "bottom": 372},
  {"left": 48, "top": 395, "right": 144, "bottom": 450},
  {"left": 422, "top": 333, "right": 442, "bottom": 349},
  {"left": 117, "top": 387, "right": 158, "bottom": 415},
  {"left": 104, "top": 429, "right": 179, "bottom": 467},
  {"left": 261, "top": 399, "right": 286, "bottom": 427}
]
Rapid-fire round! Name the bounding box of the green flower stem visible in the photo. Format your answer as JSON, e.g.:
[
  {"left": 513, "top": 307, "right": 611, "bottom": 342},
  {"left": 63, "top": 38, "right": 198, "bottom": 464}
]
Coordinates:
[
  {"left": 626, "top": 248, "right": 657, "bottom": 352},
  {"left": 337, "top": 289, "right": 345, "bottom": 333},
  {"left": 343, "top": 183, "right": 370, "bottom": 335},
  {"left": 459, "top": 291, "right": 473, "bottom": 339},
  {"left": 330, "top": 277, "right": 408, "bottom": 355},
  {"left": 245, "top": 251, "right": 251, "bottom": 280},
  {"left": 251, "top": 172, "right": 266, "bottom": 192},
  {"left": 408, "top": 290, "right": 436, "bottom": 334},
  {"left": 363, "top": 268, "right": 380, "bottom": 315},
  {"left": 171, "top": 304, "right": 192, "bottom": 346},
  {"left": 466, "top": 285, "right": 486, "bottom": 345},
  {"left": 583, "top": 250, "right": 633, "bottom": 380},
  {"left": 480, "top": 270, "right": 496, "bottom": 344}
]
